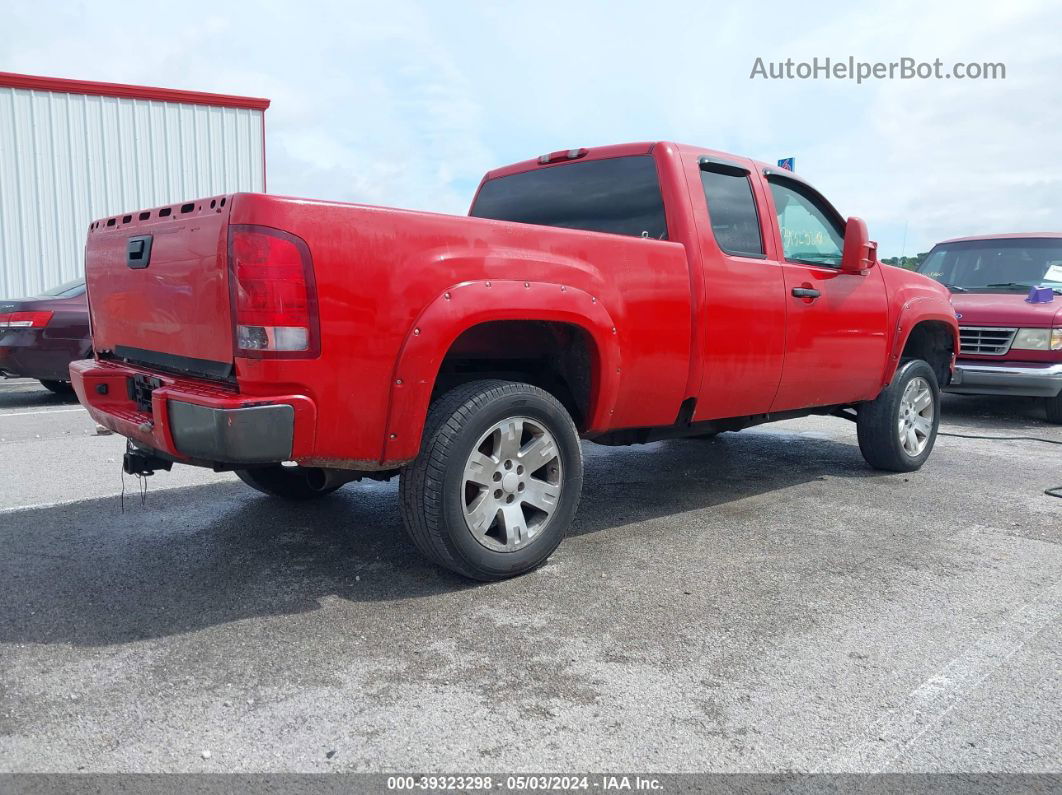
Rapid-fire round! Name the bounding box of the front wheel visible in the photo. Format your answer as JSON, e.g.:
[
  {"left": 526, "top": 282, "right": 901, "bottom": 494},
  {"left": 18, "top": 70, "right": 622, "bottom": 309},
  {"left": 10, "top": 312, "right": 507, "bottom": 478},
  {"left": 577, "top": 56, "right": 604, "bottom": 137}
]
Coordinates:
[
  {"left": 1045, "top": 393, "right": 1062, "bottom": 425},
  {"left": 857, "top": 359, "right": 941, "bottom": 472},
  {"left": 235, "top": 465, "right": 342, "bottom": 500},
  {"left": 399, "top": 380, "right": 583, "bottom": 581}
]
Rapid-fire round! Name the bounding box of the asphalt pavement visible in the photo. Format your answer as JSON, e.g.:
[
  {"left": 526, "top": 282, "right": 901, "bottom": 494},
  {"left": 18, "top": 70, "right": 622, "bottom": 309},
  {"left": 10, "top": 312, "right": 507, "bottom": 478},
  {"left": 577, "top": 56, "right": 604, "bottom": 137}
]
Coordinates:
[{"left": 0, "top": 377, "right": 1059, "bottom": 773}]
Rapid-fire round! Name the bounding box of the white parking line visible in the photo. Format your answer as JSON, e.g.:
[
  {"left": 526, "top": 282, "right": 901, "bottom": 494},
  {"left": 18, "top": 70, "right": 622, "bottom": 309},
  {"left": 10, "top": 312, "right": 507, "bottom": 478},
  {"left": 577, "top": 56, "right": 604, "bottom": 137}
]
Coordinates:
[
  {"left": 811, "top": 577, "right": 1062, "bottom": 772},
  {"left": 0, "top": 407, "right": 86, "bottom": 418},
  {"left": 0, "top": 496, "right": 86, "bottom": 514}
]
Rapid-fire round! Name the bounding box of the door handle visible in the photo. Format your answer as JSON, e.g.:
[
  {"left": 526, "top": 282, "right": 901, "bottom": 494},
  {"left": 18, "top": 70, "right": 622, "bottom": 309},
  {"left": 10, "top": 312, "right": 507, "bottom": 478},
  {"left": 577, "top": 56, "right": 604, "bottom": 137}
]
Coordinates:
[
  {"left": 791, "top": 287, "right": 821, "bottom": 299},
  {"left": 127, "top": 235, "right": 153, "bottom": 269}
]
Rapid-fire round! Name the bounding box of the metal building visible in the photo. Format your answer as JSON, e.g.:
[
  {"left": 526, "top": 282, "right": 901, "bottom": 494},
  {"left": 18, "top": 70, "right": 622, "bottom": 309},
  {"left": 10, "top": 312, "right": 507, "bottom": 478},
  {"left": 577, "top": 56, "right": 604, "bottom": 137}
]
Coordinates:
[{"left": 0, "top": 72, "right": 269, "bottom": 297}]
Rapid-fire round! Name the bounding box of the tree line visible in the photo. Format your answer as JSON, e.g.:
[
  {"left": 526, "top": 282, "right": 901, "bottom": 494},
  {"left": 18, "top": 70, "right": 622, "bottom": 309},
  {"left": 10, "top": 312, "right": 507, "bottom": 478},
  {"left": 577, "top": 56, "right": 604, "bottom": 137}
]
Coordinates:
[{"left": 880, "top": 252, "right": 929, "bottom": 270}]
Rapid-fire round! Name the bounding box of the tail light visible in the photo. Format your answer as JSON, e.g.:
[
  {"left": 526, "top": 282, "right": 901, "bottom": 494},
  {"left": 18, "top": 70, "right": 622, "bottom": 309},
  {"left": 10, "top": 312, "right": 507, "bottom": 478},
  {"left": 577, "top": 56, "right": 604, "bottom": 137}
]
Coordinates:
[
  {"left": 228, "top": 225, "right": 319, "bottom": 358},
  {"left": 0, "top": 311, "right": 53, "bottom": 329}
]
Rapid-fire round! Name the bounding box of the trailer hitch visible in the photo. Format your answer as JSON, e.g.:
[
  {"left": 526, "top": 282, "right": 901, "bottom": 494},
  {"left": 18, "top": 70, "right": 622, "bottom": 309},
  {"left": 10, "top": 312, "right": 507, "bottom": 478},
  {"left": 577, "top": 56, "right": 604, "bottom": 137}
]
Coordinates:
[{"left": 122, "top": 445, "right": 172, "bottom": 477}]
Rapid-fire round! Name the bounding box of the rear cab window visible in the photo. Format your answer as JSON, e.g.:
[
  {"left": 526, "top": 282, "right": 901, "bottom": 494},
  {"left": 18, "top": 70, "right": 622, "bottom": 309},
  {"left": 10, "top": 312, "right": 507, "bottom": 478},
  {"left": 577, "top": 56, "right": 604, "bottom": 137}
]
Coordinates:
[{"left": 470, "top": 155, "right": 668, "bottom": 240}]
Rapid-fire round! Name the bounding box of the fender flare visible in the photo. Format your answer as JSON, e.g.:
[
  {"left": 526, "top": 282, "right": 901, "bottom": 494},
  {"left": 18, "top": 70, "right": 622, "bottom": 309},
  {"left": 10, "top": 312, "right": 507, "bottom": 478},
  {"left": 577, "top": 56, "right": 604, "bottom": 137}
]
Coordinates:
[
  {"left": 883, "top": 296, "right": 959, "bottom": 386},
  {"left": 380, "top": 279, "right": 621, "bottom": 464}
]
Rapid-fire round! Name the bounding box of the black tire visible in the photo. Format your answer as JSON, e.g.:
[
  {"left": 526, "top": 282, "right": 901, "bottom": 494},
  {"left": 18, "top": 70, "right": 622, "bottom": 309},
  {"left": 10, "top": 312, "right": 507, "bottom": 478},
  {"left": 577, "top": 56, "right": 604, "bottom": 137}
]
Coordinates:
[
  {"left": 857, "top": 359, "right": 941, "bottom": 472},
  {"left": 1045, "top": 393, "right": 1062, "bottom": 425},
  {"left": 399, "top": 380, "right": 583, "bottom": 581},
  {"left": 235, "top": 465, "right": 342, "bottom": 500},
  {"left": 39, "top": 379, "right": 74, "bottom": 395}
]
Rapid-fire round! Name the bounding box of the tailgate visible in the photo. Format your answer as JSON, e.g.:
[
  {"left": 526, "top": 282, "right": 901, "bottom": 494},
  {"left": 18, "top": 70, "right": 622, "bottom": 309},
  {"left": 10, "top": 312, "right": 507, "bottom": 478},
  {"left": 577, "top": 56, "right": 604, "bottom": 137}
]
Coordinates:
[{"left": 86, "top": 198, "right": 234, "bottom": 378}]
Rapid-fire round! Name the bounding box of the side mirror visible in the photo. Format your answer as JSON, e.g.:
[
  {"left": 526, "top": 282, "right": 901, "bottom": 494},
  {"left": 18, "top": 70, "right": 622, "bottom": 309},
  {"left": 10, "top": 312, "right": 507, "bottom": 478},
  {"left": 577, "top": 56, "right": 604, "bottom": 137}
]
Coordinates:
[{"left": 841, "top": 217, "right": 878, "bottom": 275}]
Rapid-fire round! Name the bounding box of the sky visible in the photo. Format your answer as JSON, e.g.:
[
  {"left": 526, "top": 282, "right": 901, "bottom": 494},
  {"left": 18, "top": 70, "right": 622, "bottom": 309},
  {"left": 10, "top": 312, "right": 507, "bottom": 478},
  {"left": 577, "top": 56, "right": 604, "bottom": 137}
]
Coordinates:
[{"left": 3, "top": 0, "right": 1060, "bottom": 257}]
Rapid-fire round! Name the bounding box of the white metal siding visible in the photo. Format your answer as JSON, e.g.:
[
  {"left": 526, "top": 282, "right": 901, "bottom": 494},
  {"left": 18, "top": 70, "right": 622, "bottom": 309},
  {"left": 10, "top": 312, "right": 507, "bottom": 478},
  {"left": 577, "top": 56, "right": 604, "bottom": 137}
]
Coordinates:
[{"left": 0, "top": 87, "right": 264, "bottom": 297}]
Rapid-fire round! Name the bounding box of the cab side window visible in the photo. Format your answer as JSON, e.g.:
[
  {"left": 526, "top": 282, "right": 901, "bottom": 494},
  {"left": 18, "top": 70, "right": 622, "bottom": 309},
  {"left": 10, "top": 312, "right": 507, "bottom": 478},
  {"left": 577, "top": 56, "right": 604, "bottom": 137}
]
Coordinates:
[
  {"left": 700, "top": 166, "right": 764, "bottom": 258},
  {"left": 768, "top": 179, "right": 844, "bottom": 267}
]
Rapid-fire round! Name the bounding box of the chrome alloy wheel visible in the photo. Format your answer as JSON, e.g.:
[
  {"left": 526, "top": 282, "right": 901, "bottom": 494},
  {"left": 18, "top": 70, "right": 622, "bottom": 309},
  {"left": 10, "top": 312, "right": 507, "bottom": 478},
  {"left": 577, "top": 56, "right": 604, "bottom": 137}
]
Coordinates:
[
  {"left": 461, "top": 416, "right": 563, "bottom": 552},
  {"left": 898, "top": 376, "right": 935, "bottom": 457}
]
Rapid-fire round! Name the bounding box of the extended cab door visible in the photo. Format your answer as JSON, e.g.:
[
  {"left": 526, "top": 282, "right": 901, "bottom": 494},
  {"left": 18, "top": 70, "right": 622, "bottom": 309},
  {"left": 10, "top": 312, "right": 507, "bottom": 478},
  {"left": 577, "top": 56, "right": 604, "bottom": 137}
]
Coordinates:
[
  {"left": 691, "top": 156, "right": 787, "bottom": 419},
  {"left": 763, "top": 172, "right": 889, "bottom": 411}
]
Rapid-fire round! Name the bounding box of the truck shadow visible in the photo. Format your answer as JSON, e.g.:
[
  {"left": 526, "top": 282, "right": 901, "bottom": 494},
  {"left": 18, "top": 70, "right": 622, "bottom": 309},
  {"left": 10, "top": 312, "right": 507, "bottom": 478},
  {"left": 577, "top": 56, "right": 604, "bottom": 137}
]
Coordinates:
[
  {"left": 940, "top": 392, "right": 1053, "bottom": 430},
  {"left": 1, "top": 430, "right": 885, "bottom": 647}
]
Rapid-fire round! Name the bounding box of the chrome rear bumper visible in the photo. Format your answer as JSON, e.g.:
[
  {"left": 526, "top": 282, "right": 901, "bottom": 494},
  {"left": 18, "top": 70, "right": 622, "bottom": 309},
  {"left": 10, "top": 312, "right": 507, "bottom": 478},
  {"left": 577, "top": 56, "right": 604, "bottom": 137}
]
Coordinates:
[{"left": 167, "top": 401, "right": 295, "bottom": 463}]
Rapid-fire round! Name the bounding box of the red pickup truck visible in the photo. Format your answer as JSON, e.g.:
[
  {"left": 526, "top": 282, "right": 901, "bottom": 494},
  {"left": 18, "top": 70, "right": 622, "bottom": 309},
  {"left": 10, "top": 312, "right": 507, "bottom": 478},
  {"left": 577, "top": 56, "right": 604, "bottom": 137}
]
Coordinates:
[
  {"left": 72, "top": 142, "right": 957, "bottom": 580},
  {"left": 915, "top": 234, "right": 1062, "bottom": 422}
]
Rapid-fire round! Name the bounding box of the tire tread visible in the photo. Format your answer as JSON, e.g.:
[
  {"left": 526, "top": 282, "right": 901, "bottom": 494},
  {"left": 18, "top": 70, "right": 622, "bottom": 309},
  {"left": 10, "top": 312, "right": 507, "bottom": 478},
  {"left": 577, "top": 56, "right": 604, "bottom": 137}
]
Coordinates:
[
  {"left": 857, "top": 359, "right": 940, "bottom": 472},
  {"left": 235, "top": 466, "right": 340, "bottom": 500},
  {"left": 1045, "top": 394, "right": 1062, "bottom": 425},
  {"left": 399, "top": 380, "right": 579, "bottom": 580}
]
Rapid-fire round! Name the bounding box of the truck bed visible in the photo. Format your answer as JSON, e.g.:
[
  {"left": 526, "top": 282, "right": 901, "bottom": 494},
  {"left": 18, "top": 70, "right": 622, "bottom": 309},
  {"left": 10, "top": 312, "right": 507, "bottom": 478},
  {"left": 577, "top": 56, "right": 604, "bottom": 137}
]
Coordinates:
[{"left": 82, "top": 192, "right": 694, "bottom": 467}]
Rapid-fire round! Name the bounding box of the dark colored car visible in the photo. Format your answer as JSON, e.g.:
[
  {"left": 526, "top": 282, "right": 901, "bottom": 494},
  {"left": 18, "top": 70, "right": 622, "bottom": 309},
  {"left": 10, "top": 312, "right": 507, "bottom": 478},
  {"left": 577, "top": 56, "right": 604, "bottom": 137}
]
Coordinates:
[{"left": 0, "top": 278, "right": 91, "bottom": 394}]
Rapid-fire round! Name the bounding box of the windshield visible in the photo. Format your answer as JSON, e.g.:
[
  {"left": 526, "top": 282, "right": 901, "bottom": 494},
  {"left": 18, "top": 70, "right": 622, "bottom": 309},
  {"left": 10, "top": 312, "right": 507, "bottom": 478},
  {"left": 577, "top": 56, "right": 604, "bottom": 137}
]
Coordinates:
[
  {"left": 918, "top": 238, "right": 1062, "bottom": 292},
  {"left": 37, "top": 278, "right": 86, "bottom": 298}
]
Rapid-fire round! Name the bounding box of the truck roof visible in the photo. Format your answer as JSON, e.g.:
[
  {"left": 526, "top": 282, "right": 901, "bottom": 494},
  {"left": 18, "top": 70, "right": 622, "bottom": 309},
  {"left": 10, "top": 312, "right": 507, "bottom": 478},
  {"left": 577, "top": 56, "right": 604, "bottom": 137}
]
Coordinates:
[
  {"left": 937, "top": 232, "right": 1062, "bottom": 245},
  {"left": 482, "top": 141, "right": 783, "bottom": 182},
  {"left": 483, "top": 142, "right": 657, "bottom": 180}
]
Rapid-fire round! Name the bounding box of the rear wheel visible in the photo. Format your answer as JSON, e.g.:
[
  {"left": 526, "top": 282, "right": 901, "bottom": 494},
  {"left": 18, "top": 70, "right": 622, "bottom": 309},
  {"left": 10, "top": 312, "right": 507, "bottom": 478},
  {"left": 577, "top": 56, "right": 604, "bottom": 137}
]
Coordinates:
[
  {"left": 235, "top": 465, "right": 342, "bottom": 500},
  {"left": 1045, "top": 393, "right": 1062, "bottom": 425},
  {"left": 857, "top": 359, "right": 941, "bottom": 472},
  {"left": 39, "top": 379, "right": 73, "bottom": 395},
  {"left": 399, "top": 380, "right": 583, "bottom": 581}
]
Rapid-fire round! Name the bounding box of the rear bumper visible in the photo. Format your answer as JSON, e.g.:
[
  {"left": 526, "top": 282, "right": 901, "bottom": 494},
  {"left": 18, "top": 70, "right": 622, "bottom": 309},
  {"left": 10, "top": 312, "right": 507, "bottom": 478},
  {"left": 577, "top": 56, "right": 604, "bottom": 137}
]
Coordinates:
[
  {"left": 166, "top": 401, "right": 295, "bottom": 462},
  {"left": 70, "top": 359, "right": 317, "bottom": 465},
  {"left": 947, "top": 360, "right": 1062, "bottom": 398},
  {"left": 0, "top": 329, "right": 90, "bottom": 381}
]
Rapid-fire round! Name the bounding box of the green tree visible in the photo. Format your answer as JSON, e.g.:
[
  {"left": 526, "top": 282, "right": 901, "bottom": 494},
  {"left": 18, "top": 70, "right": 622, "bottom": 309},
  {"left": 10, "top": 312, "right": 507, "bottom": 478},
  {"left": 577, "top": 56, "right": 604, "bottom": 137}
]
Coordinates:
[{"left": 881, "top": 252, "right": 929, "bottom": 270}]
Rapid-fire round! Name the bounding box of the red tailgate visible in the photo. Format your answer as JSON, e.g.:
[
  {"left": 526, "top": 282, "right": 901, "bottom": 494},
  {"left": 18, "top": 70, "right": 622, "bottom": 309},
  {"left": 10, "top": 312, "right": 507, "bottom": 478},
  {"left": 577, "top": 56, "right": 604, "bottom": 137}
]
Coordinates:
[{"left": 86, "top": 197, "right": 234, "bottom": 378}]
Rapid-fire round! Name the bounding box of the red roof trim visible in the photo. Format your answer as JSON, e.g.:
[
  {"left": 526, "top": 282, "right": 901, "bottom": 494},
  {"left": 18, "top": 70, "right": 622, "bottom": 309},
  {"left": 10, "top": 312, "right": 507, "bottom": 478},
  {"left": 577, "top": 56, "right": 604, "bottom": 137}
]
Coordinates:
[
  {"left": 484, "top": 142, "right": 656, "bottom": 181},
  {"left": 938, "top": 232, "right": 1062, "bottom": 244},
  {"left": 0, "top": 71, "right": 270, "bottom": 111}
]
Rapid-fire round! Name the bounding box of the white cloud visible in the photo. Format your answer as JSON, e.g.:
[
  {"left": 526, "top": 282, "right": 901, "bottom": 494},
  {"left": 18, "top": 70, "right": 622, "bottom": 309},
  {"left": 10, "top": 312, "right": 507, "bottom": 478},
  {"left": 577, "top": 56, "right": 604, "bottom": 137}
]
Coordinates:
[
  {"left": 776, "top": 0, "right": 1062, "bottom": 254},
  {"left": 2, "top": 0, "right": 1059, "bottom": 255}
]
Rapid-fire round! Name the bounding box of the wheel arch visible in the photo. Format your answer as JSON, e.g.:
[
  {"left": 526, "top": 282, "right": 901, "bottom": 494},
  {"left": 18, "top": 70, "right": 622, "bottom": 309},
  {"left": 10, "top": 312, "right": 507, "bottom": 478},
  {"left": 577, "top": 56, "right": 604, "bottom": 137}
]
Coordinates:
[
  {"left": 884, "top": 301, "right": 959, "bottom": 388},
  {"left": 380, "top": 280, "right": 621, "bottom": 464}
]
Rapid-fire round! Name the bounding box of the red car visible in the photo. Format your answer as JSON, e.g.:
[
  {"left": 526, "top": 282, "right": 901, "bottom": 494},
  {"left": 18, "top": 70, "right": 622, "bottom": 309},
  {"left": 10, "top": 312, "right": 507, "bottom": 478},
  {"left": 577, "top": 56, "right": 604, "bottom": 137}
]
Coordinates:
[
  {"left": 0, "top": 278, "right": 90, "bottom": 394},
  {"left": 72, "top": 142, "right": 957, "bottom": 579},
  {"left": 916, "top": 234, "right": 1062, "bottom": 423}
]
